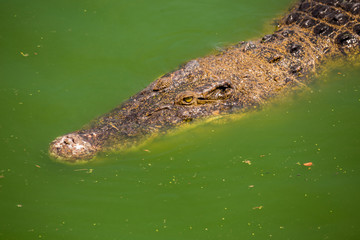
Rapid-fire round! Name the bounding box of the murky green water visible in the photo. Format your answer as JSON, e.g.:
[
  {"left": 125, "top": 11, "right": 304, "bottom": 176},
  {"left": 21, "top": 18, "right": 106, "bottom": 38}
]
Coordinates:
[{"left": 1, "top": 0, "right": 360, "bottom": 239}]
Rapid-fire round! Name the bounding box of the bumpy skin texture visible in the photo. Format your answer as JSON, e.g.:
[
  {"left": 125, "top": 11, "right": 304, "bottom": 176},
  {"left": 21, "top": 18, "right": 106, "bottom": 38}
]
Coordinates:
[{"left": 50, "top": 0, "right": 360, "bottom": 162}]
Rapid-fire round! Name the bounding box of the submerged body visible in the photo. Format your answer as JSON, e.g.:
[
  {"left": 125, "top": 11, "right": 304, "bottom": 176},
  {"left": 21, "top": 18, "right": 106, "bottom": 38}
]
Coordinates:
[{"left": 50, "top": 0, "right": 360, "bottom": 162}]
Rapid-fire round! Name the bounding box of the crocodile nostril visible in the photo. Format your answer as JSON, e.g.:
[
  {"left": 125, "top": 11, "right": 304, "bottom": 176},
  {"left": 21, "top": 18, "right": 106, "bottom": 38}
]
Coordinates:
[{"left": 63, "top": 138, "right": 75, "bottom": 145}]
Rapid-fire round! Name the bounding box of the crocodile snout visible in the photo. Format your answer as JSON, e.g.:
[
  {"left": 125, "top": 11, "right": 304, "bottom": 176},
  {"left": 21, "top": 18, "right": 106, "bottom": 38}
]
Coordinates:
[{"left": 49, "top": 133, "right": 98, "bottom": 162}]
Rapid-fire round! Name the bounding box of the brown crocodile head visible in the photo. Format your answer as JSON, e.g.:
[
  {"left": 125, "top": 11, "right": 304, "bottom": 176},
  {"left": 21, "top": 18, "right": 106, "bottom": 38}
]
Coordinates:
[{"left": 49, "top": 60, "right": 245, "bottom": 162}]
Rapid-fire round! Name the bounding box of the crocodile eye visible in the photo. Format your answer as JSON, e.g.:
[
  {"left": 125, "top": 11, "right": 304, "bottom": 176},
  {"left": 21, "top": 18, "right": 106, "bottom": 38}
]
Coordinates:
[
  {"left": 180, "top": 95, "right": 195, "bottom": 105},
  {"left": 175, "top": 91, "right": 197, "bottom": 105},
  {"left": 183, "top": 96, "right": 193, "bottom": 103}
]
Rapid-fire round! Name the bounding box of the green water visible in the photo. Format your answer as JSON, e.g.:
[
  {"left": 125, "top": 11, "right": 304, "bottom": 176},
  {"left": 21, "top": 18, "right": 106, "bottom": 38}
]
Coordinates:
[{"left": 1, "top": 0, "right": 360, "bottom": 239}]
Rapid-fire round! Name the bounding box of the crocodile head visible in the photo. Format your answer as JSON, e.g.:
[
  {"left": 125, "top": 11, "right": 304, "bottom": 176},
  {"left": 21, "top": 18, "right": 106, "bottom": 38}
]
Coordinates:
[{"left": 49, "top": 60, "right": 246, "bottom": 162}]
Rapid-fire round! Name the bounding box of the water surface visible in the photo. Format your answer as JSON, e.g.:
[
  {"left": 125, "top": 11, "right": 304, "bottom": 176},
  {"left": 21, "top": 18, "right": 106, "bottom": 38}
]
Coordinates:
[{"left": 1, "top": 0, "right": 360, "bottom": 239}]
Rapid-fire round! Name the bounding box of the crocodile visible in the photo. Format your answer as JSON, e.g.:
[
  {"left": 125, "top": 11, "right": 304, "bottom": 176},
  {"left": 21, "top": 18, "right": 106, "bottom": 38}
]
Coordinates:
[{"left": 50, "top": 0, "right": 360, "bottom": 162}]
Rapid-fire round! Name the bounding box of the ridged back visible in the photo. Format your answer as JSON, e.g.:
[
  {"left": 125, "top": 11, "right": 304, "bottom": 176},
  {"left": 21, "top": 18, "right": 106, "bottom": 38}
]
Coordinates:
[{"left": 283, "top": 0, "right": 360, "bottom": 52}]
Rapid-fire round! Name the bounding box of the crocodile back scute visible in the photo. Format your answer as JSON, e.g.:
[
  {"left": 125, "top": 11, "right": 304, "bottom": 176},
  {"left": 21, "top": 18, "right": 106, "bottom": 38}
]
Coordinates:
[{"left": 282, "top": 0, "right": 360, "bottom": 52}]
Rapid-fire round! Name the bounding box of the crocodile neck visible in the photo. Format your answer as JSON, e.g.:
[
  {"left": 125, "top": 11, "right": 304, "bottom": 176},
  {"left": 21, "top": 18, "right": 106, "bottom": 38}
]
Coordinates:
[
  {"left": 238, "top": 0, "right": 360, "bottom": 88},
  {"left": 283, "top": 0, "right": 360, "bottom": 56}
]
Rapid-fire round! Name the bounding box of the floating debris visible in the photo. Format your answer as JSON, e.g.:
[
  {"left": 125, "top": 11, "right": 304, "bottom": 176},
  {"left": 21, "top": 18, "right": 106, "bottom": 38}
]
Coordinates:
[
  {"left": 20, "top": 52, "right": 29, "bottom": 57},
  {"left": 303, "top": 162, "right": 313, "bottom": 167},
  {"left": 242, "top": 160, "right": 252, "bottom": 165},
  {"left": 73, "top": 168, "right": 93, "bottom": 173}
]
